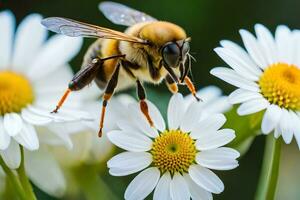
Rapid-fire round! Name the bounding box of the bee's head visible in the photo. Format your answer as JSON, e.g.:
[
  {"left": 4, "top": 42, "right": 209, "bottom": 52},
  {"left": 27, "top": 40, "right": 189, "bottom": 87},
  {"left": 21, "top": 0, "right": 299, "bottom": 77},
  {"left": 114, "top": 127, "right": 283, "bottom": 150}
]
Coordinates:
[{"left": 161, "top": 38, "right": 191, "bottom": 83}]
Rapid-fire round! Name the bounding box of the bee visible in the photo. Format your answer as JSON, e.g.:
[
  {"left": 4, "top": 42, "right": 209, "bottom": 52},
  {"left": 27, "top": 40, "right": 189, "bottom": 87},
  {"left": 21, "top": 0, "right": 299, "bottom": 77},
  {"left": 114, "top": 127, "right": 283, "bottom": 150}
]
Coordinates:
[{"left": 41, "top": 1, "right": 200, "bottom": 137}]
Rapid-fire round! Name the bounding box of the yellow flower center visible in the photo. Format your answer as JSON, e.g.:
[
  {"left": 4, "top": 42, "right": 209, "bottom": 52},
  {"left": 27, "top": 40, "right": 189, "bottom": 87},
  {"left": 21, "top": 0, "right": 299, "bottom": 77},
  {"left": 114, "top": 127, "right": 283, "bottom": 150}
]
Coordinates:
[
  {"left": 0, "top": 71, "right": 34, "bottom": 115},
  {"left": 259, "top": 63, "right": 300, "bottom": 110},
  {"left": 151, "top": 130, "right": 197, "bottom": 174}
]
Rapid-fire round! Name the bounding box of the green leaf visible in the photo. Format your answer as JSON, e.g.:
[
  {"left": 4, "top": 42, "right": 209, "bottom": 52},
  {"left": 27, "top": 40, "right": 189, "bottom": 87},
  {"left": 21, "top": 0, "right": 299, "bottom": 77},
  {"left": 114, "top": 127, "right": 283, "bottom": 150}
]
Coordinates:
[{"left": 255, "top": 134, "right": 281, "bottom": 200}]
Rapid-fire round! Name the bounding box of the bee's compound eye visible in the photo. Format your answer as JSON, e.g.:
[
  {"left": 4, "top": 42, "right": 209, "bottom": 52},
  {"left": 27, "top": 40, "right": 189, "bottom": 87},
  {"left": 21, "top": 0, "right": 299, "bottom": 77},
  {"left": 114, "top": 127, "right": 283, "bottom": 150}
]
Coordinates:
[{"left": 162, "top": 43, "right": 180, "bottom": 68}]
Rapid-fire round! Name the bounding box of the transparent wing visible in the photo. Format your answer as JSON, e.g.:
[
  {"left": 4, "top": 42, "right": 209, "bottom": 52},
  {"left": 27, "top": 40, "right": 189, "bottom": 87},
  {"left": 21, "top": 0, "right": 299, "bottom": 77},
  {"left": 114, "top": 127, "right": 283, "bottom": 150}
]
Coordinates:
[
  {"left": 41, "top": 17, "right": 148, "bottom": 44},
  {"left": 99, "top": 1, "right": 157, "bottom": 26}
]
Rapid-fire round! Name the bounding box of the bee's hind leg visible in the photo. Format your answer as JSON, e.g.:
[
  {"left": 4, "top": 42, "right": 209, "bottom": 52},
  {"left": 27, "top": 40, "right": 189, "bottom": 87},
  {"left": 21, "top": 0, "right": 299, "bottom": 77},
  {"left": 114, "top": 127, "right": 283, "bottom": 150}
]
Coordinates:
[
  {"left": 98, "top": 63, "right": 121, "bottom": 137},
  {"left": 136, "top": 80, "right": 154, "bottom": 127},
  {"left": 51, "top": 58, "right": 103, "bottom": 113}
]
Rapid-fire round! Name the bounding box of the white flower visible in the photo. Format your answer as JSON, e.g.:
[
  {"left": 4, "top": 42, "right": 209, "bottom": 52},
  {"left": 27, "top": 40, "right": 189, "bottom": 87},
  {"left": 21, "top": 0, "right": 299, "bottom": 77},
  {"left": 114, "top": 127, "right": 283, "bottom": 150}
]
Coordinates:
[
  {"left": 0, "top": 10, "right": 88, "bottom": 197},
  {"left": 107, "top": 87, "right": 238, "bottom": 200},
  {"left": 211, "top": 24, "right": 300, "bottom": 148},
  {"left": 0, "top": 10, "right": 85, "bottom": 159}
]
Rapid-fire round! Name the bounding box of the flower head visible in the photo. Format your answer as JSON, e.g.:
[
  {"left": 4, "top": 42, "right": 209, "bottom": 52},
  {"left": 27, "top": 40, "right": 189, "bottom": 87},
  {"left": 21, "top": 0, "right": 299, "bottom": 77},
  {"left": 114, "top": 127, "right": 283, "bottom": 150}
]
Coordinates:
[
  {"left": 0, "top": 10, "right": 89, "bottom": 197},
  {"left": 211, "top": 24, "right": 300, "bottom": 147},
  {"left": 107, "top": 87, "right": 239, "bottom": 200},
  {"left": 0, "top": 10, "right": 90, "bottom": 168}
]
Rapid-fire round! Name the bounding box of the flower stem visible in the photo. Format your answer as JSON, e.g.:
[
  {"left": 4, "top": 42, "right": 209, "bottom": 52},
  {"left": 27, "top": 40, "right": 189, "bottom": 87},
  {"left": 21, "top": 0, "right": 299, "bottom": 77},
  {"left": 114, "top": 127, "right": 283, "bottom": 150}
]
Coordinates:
[
  {"left": 0, "top": 155, "right": 27, "bottom": 200},
  {"left": 255, "top": 134, "right": 282, "bottom": 200},
  {"left": 17, "top": 145, "right": 37, "bottom": 200}
]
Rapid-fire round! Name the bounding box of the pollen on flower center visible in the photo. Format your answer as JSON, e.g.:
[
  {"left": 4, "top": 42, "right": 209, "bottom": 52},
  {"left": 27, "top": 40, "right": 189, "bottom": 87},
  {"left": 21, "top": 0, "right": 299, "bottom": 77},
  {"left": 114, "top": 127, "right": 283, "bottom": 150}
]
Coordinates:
[
  {"left": 151, "top": 130, "right": 197, "bottom": 174},
  {"left": 0, "top": 71, "right": 34, "bottom": 115},
  {"left": 259, "top": 63, "right": 300, "bottom": 110}
]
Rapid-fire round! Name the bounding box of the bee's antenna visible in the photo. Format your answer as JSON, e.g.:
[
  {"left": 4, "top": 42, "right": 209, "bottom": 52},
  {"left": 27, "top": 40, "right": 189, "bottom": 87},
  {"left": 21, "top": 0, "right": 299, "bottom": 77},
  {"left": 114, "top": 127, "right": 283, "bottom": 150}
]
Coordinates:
[
  {"left": 187, "top": 54, "right": 196, "bottom": 83},
  {"left": 188, "top": 52, "right": 197, "bottom": 62}
]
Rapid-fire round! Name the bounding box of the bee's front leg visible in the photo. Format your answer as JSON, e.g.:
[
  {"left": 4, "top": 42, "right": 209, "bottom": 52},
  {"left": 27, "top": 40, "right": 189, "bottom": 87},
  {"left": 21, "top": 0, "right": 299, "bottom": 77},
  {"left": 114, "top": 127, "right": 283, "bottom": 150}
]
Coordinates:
[
  {"left": 136, "top": 80, "right": 154, "bottom": 127},
  {"left": 184, "top": 76, "right": 202, "bottom": 101},
  {"left": 165, "top": 74, "right": 178, "bottom": 94}
]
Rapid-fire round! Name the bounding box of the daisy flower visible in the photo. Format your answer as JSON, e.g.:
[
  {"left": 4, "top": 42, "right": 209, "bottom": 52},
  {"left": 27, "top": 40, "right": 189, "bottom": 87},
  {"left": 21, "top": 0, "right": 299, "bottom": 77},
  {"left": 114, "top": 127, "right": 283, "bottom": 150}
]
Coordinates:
[
  {"left": 0, "top": 10, "right": 86, "bottom": 169},
  {"left": 107, "top": 87, "right": 239, "bottom": 200},
  {"left": 211, "top": 24, "right": 300, "bottom": 147}
]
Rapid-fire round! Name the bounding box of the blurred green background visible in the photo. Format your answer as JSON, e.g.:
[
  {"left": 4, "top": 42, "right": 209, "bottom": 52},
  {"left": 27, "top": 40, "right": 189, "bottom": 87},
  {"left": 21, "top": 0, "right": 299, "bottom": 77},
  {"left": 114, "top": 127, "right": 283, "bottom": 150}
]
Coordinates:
[{"left": 1, "top": 0, "right": 300, "bottom": 199}]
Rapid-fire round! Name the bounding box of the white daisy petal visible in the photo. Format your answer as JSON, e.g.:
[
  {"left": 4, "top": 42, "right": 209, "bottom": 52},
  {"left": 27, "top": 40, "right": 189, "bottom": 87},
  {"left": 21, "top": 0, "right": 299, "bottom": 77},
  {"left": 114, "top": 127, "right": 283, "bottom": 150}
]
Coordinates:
[
  {"left": 184, "top": 86, "right": 222, "bottom": 105},
  {"left": 21, "top": 108, "right": 52, "bottom": 125},
  {"left": 228, "top": 89, "right": 263, "bottom": 104},
  {"left": 34, "top": 64, "right": 73, "bottom": 94},
  {"left": 0, "top": 119, "right": 11, "bottom": 150},
  {"left": 147, "top": 100, "right": 165, "bottom": 131},
  {"left": 117, "top": 120, "right": 140, "bottom": 133},
  {"left": 27, "top": 35, "right": 83, "bottom": 80},
  {"left": 125, "top": 167, "right": 160, "bottom": 200},
  {"left": 280, "top": 109, "right": 293, "bottom": 144},
  {"left": 274, "top": 126, "right": 281, "bottom": 139},
  {"left": 220, "top": 40, "right": 262, "bottom": 76},
  {"left": 196, "top": 149, "right": 239, "bottom": 170},
  {"left": 189, "top": 165, "right": 224, "bottom": 194},
  {"left": 202, "top": 96, "right": 232, "bottom": 115},
  {"left": 254, "top": 24, "right": 277, "bottom": 65},
  {"left": 196, "top": 129, "right": 235, "bottom": 151},
  {"left": 25, "top": 149, "right": 66, "bottom": 197},
  {"left": 237, "top": 98, "right": 269, "bottom": 116},
  {"left": 127, "top": 103, "right": 158, "bottom": 138},
  {"left": 41, "top": 125, "right": 74, "bottom": 150},
  {"left": 168, "top": 93, "right": 185, "bottom": 130},
  {"left": 0, "top": 11, "right": 14, "bottom": 69},
  {"left": 292, "top": 113, "right": 300, "bottom": 149},
  {"left": 153, "top": 172, "right": 172, "bottom": 200},
  {"left": 239, "top": 29, "right": 268, "bottom": 69},
  {"left": 12, "top": 14, "right": 47, "bottom": 73},
  {"left": 107, "top": 130, "right": 152, "bottom": 152},
  {"left": 0, "top": 140, "right": 21, "bottom": 169},
  {"left": 261, "top": 105, "right": 282, "bottom": 134},
  {"left": 107, "top": 152, "right": 152, "bottom": 176},
  {"left": 184, "top": 173, "right": 213, "bottom": 200},
  {"left": 210, "top": 67, "right": 260, "bottom": 92},
  {"left": 197, "top": 147, "right": 240, "bottom": 160},
  {"left": 13, "top": 123, "right": 39, "bottom": 151},
  {"left": 214, "top": 47, "right": 259, "bottom": 81},
  {"left": 290, "top": 111, "right": 300, "bottom": 139},
  {"left": 180, "top": 101, "right": 203, "bottom": 132},
  {"left": 24, "top": 105, "right": 92, "bottom": 123},
  {"left": 3, "top": 113, "right": 23, "bottom": 136},
  {"left": 190, "top": 114, "right": 226, "bottom": 139},
  {"left": 275, "top": 25, "right": 292, "bottom": 64},
  {"left": 170, "top": 173, "right": 190, "bottom": 200},
  {"left": 293, "top": 30, "right": 300, "bottom": 67}
]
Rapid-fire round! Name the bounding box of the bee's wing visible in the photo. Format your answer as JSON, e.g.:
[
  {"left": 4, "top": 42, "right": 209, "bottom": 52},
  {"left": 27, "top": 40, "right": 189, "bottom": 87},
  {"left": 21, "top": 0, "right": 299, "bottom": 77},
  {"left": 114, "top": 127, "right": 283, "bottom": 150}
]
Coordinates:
[
  {"left": 41, "top": 17, "right": 148, "bottom": 44},
  {"left": 99, "top": 1, "right": 157, "bottom": 26}
]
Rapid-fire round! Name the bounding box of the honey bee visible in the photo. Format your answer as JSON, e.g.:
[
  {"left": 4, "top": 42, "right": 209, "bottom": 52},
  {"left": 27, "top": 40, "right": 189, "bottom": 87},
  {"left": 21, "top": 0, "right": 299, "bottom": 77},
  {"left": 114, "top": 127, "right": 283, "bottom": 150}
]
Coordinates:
[{"left": 41, "top": 1, "right": 200, "bottom": 137}]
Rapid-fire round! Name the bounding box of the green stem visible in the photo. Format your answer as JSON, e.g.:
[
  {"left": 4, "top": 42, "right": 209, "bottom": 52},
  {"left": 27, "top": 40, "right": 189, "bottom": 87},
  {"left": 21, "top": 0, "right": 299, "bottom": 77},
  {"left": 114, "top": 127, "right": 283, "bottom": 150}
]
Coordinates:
[
  {"left": 255, "top": 134, "right": 282, "bottom": 200},
  {"left": 17, "top": 145, "right": 37, "bottom": 200},
  {"left": 73, "top": 164, "right": 117, "bottom": 200},
  {"left": 0, "top": 155, "right": 27, "bottom": 200}
]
